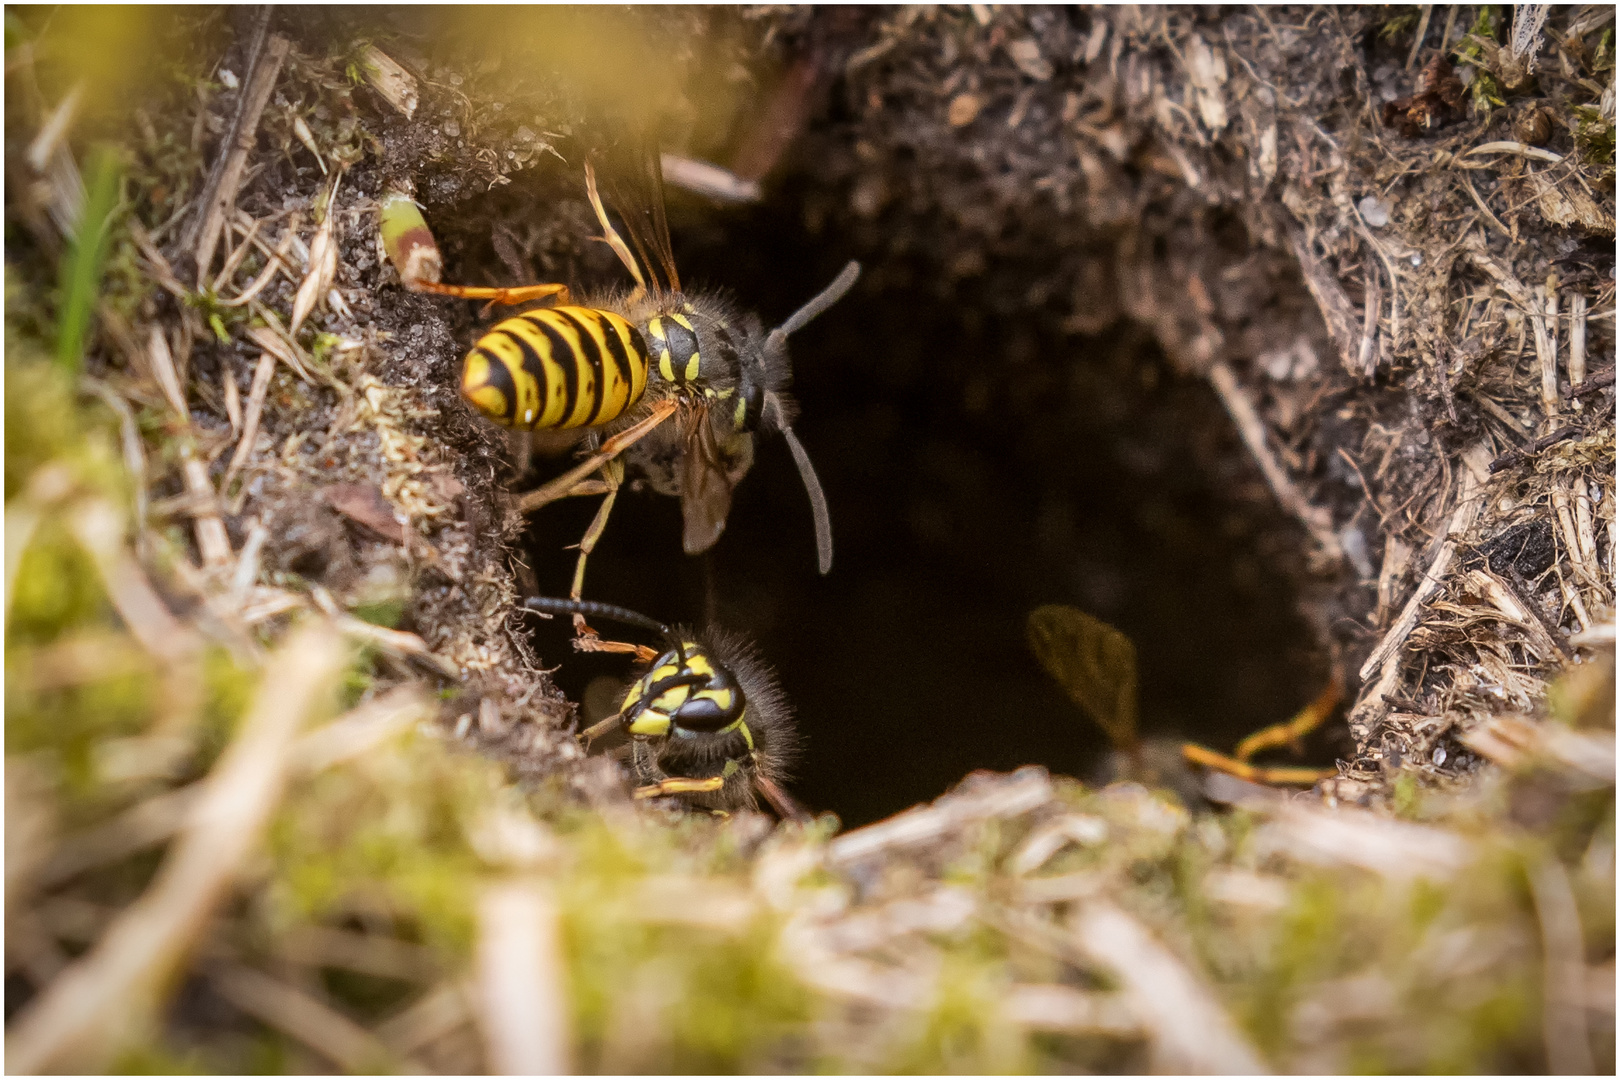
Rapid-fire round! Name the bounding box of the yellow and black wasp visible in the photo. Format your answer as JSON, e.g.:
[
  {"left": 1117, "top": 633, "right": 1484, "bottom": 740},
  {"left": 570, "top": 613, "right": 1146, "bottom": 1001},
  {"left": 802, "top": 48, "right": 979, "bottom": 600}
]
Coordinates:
[
  {"left": 525, "top": 595, "right": 805, "bottom": 820},
  {"left": 404, "top": 143, "right": 859, "bottom": 645}
]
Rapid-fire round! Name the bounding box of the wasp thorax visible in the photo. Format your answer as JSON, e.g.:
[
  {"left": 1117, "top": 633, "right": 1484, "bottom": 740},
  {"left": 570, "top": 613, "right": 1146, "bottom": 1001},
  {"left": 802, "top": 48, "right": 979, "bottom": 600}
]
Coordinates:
[{"left": 620, "top": 643, "right": 748, "bottom": 738}]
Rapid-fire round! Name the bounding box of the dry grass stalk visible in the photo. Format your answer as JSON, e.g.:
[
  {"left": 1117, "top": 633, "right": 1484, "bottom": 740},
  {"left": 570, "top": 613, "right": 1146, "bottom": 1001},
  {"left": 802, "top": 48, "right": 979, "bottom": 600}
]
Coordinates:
[
  {"left": 1258, "top": 803, "right": 1472, "bottom": 880},
  {"left": 1404, "top": 4, "right": 1434, "bottom": 70},
  {"left": 36, "top": 785, "right": 200, "bottom": 891},
  {"left": 1568, "top": 291, "right": 1588, "bottom": 387},
  {"left": 1288, "top": 231, "right": 1362, "bottom": 375},
  {"left": 1359, "top": 260, "right": 1382, "bottom": 376},
  {"left": 1070, "top": 901, "right": 1266, "bottom": 1074},
  {"left": 1208, "top": 359, "right": 1343, "bottom": 564},
  {"left": 1465, "top": 568, "right": 1564, "bottom": 660},
  {"left": 5, "top": 623, "right": 347, "bottom": 1074},
  {"left": 66, "top": 497, "right": 199, "bottom": 666},
  {"left": 275, "top": 924, "right": 440, "bottom": 983},
  {"left": 146, "top": 327, "right": 232, "bottom": 567},
  {"left": 245, "top": 322, "right": 314, "bottom": 384},
  {"left": 1527, "top": 857, "right": 1594, "bottom": 1075},
  {"left": 1551, "top": 481, "right": 1599, "bottom": 591},
  {"left": 475, "top": 881, "right": 571, "bottom": 1075},
  {"left": 31, "top": 683, "right": 428, "bottom": 894},
  {"left": 373, "top": 981, "right": 473, "bottom": 1057},
  {"left": 357, "top": 44, "right": 419, "bottom": 118},
  {"left": 289, "top": 173, "right": 342, "bottom": 335},
  {"left": 828, "top": 767, "right": 1053, "bottom": 864},
  {"left": 1536, "top": 283, "right": 1560, "bottom": 417},
  {"left": 188, "top": 32, "right": 291, "bottom": 286},
  {"left": 1359, "top": 442, "right": 1493, "bottom": 680},
  {"left": 222, "top": 350, "right": 276, "bottom": 496},
  {"left": 212, "top": 964, "right": 413, "bottom": 1073},
  {"left": 1001, "top": 983, "right": 1139, "bottom": 1037}
]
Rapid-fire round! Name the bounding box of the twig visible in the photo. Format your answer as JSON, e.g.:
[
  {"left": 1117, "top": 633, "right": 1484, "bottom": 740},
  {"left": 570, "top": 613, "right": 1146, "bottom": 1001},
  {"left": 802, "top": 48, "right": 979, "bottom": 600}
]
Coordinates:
[
  {"left": 1572, "top": 369, "right": 1614, "bottom": 397},
  {"left": 218, "top": 222, "right": 297, "bottom": 308},
  {"left": 1488, "top": 424, "right": 1579, "bottom": 473},
  {"left": 1527, "top": 857, "right": 1595, "bottom": 1075},
  {"left": 476, "top": 881, "right": 571, "bottom": 1075},
  {"left": 1359, "top": 442, "right": 1493, "bottom": 680},
  {"left": 187, "top": 27, "right": 290, "bottom": 286},
  {"left": 1208, "top": 360, "right": 1343, "bottom": 563},
  {"left": 5, "top": 623, "right": 347, "bottom": 1074}
]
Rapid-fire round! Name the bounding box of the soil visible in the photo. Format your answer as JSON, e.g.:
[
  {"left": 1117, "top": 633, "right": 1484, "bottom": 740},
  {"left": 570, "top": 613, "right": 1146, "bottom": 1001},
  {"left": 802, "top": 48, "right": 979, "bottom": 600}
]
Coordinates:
[{"left": 4, "top": 6, "right": 1614, "bottom": 1072}]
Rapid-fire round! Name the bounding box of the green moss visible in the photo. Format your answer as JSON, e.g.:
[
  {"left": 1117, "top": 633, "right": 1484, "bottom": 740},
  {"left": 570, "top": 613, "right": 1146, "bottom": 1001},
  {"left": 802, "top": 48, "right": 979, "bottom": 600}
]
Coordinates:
[
  {"left": 6, "top": 519, "right": 111, "bottom": 645},
  {"left": 1378, "top": 9, "right": 1422, "bottom": 44},
  {"left": 4, "top": 354, "right": 83, "bottom": 500},
  {"left": 1391, "top": 771, "right": 1420, "bottom": 817},
  {"left": 1457, "top": 6, "right": 1507, "bottom": 113}
]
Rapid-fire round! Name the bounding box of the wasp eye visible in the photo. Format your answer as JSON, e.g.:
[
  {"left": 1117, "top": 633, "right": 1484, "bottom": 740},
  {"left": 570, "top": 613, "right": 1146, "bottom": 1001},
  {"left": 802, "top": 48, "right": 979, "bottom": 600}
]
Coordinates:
[{"left": 733, "top": 375, "right": 765, "bottom": 433}]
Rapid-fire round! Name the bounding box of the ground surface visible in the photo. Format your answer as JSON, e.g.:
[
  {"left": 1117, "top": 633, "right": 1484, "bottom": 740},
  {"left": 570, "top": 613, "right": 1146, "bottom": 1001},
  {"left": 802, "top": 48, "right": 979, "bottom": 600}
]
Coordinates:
[{"left": 5, "top": 5, "right": 1614, "bottom": 1074}]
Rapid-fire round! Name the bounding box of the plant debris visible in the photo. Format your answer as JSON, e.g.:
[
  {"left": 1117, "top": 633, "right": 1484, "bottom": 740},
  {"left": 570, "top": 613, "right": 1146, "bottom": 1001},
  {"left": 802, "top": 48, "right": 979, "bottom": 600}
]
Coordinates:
[{"left": 5, "top": 5, "right": 1613, "bottom": 1074}]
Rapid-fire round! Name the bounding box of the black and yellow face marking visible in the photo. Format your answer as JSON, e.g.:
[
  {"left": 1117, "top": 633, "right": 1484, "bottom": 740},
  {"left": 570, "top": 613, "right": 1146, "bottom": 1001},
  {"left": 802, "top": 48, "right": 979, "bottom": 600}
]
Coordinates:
[
  {"left": 620, "top": 641, "right": 750, "bottom": 744},
  {"left": 646, "top": 312, "right": 701, "bottom": 384},
  {"left": 461, "top": 305, "right": 650, "bottom": 430}
]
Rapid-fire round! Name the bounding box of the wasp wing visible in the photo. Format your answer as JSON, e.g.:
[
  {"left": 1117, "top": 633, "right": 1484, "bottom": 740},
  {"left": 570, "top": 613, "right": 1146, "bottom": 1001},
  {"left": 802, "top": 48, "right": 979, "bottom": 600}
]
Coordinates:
[
  {"left": 679, "top": 407, "right": 750, "bottom": 556},
  {"left": 595, "top": 136, "right": 681, "bottom": 296}
]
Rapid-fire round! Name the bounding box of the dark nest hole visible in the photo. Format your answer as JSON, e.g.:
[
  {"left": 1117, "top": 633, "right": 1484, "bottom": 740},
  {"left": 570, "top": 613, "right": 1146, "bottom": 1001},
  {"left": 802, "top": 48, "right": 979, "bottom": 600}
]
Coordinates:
[{"left": 506, "top": 187, "right": 1345, "bottom": 828}]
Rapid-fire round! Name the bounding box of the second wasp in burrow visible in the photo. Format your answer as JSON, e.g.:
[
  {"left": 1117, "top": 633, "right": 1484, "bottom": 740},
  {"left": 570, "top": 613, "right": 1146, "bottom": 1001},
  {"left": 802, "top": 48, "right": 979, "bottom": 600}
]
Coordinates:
[
  {"left": 524, "top": 595, "right": 805, "bottom": 819},
  {"left": 384, "top": 148, "right": 859, "bottom": 642}
]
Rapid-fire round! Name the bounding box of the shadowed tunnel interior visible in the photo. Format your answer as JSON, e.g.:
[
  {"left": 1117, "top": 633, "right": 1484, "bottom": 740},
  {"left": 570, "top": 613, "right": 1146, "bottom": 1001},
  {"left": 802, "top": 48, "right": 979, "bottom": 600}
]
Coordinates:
[{"left": 520, "top": 188, "right": 1338, "bottom": 829}]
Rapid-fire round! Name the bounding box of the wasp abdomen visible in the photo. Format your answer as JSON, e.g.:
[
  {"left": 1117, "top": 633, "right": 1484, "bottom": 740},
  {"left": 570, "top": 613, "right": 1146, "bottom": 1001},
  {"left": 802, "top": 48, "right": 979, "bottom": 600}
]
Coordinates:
[{"left": 461, "top": 305, "right": 649, "bottom": 429}]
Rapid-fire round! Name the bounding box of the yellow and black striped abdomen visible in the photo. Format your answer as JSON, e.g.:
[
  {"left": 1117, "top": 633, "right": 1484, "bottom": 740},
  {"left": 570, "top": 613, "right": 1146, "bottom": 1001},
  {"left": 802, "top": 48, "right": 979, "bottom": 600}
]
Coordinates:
[{"left": 460, "top": 306, "right": 649, "bottom": 430}]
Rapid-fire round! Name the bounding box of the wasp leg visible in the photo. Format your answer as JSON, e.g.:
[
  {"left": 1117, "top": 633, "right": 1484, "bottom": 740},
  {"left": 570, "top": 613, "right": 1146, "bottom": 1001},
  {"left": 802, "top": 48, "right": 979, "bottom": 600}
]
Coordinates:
[
  {"left": 407, "top": 279, "right": 572, "bottom": 315},
  {"left": 565, "top": 459, "right": 641, "bottom": 654},
  {"left": 578, "top": 715, "right": 624, "bottom": 752},
  {"left": 632, "top": 776, "right": 726, "bottom": 800},
  {"left": 1233, "top": 677, "right": 1344, "bottom": 762},
  {"left": 1181, "top": 743, "right": 1335, "bottom": 787},
  {"left": 515, "top": 399, "right": 680, "bottom": 515},
  {"left": 754, "top": 774, "right": 811, "bottom": 824}
]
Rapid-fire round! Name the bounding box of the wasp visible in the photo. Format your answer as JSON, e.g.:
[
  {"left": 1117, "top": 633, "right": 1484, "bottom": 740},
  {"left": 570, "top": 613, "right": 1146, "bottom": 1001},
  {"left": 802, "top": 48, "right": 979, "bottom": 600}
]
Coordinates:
[
  {"left": 404, "top": 145, "right": 859, "bottom": 645},
  {"left": 525, "top": 595, "right": 805, "bottom": 819}
]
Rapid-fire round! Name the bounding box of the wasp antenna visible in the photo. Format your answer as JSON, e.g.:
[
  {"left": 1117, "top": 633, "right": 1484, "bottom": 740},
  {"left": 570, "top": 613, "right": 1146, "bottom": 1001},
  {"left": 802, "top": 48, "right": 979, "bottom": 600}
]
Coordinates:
[
  {"left": 767, "top": 260, "right": 861, "bottom": 346},
  {"left": 780, "top": 422, "right": 833, "bottom": 575},
  {"left": 523, "top": 596, "right": 671, "bottom": 639}
]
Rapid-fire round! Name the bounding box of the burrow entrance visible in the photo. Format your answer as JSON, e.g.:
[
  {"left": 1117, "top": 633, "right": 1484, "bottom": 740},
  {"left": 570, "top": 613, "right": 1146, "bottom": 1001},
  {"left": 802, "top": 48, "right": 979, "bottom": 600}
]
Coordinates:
[{"left": 516, "top": 191, "right": 1342, "bottom": 828}]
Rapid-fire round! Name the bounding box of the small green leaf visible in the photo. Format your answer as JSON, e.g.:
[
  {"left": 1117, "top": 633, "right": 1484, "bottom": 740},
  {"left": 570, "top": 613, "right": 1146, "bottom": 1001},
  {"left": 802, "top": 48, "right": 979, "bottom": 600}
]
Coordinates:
[
  {"left": 55, "top": 144, "right": 124, "bottom": 375},
  {"left": 1026, "top": 604, "right": 1139, "bottom": 750}
]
